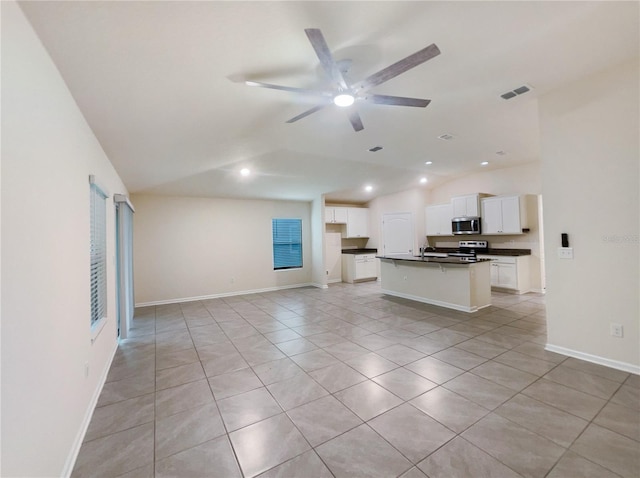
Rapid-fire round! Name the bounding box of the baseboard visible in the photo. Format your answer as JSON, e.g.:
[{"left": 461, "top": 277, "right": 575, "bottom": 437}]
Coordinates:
[
  {"left": 62, "top": 340, "right": 119, "bottom": 477},
  {"left": 135, "top": 282, "right": 316, "bottom": 307},
  {"left": 380, "top": 288, "right": 489, "bottom": 313},
  {"left": 311, "top": 282, "right": 329, "bottom": 289},
  {"left": 545, "top": 344, "right": 640, "bottom": 375},
  {"left": 327, "top": 278, "right": 342, "bottom": 284}
]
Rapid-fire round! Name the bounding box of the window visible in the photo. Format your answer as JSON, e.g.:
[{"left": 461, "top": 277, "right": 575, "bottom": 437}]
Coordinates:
[
  {"left": 90, "top": 178, "right": 108, "bottom": 327},
  {"left": 272, "top": 218, "right": 302, "bottom": 270}
]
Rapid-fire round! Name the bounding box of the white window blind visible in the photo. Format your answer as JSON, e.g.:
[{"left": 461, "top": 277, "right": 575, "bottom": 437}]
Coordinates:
[
  {"left": 272, "top": 218, "right": 302, "bottom": 270},
  {"left": 90, "top": 179, "right": 108, "bottom": 327}
]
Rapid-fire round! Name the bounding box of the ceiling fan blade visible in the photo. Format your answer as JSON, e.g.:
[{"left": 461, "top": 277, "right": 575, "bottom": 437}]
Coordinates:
[
  {"left": 286, "top": 104, "right": 328, "bottom": 123},
  {"left": 366, "top": 94, "right": 431, "bottom": 108},
  {"left": 245, "top": 81, "right": 332, "bottom": 97},
  {"left": 304, "top": 28, "right": 348, "bottom": 90},
  {"left": 355, "top": 43, "right": 441, "bottom": 90},
  {"left": 347, "top": 110, "right": 364, "bottom": 132}
]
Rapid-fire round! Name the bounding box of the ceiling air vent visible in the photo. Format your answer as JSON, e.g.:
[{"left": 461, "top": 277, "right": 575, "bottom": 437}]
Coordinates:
[
  {"left": 501, "top": 84, "right": 533, "bottom": 100},
  {"left": 368, "top": 146, "right": 383, "bottom": 152},
  {"left": 438, "top": 133, "right": 454, "bottom": 141}
]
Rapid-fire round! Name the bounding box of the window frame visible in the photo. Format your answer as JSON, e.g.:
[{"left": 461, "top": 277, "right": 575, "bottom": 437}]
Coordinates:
[
  {"left": 272, "top": 218, "right": 303, "bottom": 271},
  {"left": 89, "top": 176, "right": 108, "bottom": 340}
]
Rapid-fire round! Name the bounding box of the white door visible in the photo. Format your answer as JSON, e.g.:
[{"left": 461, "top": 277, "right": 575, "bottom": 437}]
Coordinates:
[
  {"left": 114, "top": 195, "right": 135, "bottom": 339},
  {"left": 382, "top": 212, "right": 413, "bottom": 256}
]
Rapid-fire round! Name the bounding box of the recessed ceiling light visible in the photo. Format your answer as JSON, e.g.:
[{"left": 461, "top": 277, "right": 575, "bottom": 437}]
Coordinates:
[
  {"left": 425, "top": 161, "right": 433, "bottom": 165},
  {"left": 364, "top": 185, "right": 373, "bottom": 192},
  {"left": 481, "top": 161, "right": 489, "bottom": 166},
  {"left": 420, "top": 177, "right": 428, "bottom": 184},
  {"left": 496, "top": 150, "right": 506, "bottom": 156},
  {"left": 240, "top": 168, "right": 251, "bottom": 176},
  {"left": 334, "top": 94, "right": 355, "bottom": 107},
  {"left": 369, "top": 146, "right": 383, "bottom": 152},
  {"left": 438, "top": 133, "right": 454, "bottom": 141}
]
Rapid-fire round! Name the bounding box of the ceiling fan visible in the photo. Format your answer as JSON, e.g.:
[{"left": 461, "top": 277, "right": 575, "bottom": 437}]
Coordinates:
[{"left": 244, "top": 29, "right": 441, "bottom": 132}]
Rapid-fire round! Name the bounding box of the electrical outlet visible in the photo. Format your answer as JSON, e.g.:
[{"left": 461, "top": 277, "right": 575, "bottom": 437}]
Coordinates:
[
  {"left": 610, "top": 323, "right": 623, "bottom": 338},
  {"left": 557, "top": 247, "right": 574, "bottom": 259},
  {"left": 403, "top": 275, "right": 408, "bottom": 281}
]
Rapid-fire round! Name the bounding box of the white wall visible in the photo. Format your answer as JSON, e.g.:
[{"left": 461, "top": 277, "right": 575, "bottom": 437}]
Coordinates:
[
  {"left": 539, "top": 59, "right": 639, "bottom": 371},
  {"left": 131, "top": 194, "right": 313, "bottom": 304},
  {"left": 1, "top": 2, "right": 128, "bottom": 475}
]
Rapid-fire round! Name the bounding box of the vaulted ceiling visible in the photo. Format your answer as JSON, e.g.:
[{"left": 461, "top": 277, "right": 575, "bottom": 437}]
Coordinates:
[{"left": 19, "top": 1, "right": 639, "bottom": 203}]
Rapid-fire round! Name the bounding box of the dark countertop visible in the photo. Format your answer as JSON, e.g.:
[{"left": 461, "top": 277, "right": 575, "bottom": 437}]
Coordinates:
[
  {"left": 377, "top": 255, "right": 492, "bottom": 265},
  {"left": 341, "top": 248, "right": 378, "bottom": 254},
  {"left": 427, "top": 247, "right": 531, "bottom": 256},
  {"left": 480, "top": 248, "right": 531, "bottom": 256}
]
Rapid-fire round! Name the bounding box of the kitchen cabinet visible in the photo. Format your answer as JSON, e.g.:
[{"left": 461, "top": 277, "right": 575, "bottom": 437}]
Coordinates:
[
  {"left": 481, "top": 195, "right": 525, "bottom": 234},
  {"left": 342, "top": 253, "right": 377, "bottom": 283},
  {"left": 477, "top": 254, "right": 531, "bottom": 294},
  {"left": 325, "top": 206, "right": 348, "bottom": 224},
  {"left": 451, "top": 193, "right": 490, "bottom": 217},
  {"left": 425, "top": 203, "right": 453, "bottom": 236},
  {"left": 345, "top": 207, "right": 369, "bottom": 238}
]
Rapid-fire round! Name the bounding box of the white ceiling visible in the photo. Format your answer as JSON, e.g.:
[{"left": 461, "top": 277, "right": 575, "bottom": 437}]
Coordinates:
[{"left": 19, "top": 1, "right": 639, "bottom": 203}]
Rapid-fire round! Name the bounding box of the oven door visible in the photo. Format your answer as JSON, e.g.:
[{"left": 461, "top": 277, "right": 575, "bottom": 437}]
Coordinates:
[{"left": 452, "top": 217, "right": 481, "bottom": 235}]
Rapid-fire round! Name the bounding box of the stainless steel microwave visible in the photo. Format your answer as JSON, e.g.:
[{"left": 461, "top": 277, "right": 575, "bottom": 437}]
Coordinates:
[{"left": 452, "top": 217, "right": 481, "bottom": 235}]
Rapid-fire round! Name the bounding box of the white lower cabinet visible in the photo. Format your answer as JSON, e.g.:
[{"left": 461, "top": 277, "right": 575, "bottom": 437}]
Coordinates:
[
  {"left": 478, "top": 255, "right": 531, "bottom": 294},
  {"left": 342, "top": 254, "right": 377, "bottom": 283}
]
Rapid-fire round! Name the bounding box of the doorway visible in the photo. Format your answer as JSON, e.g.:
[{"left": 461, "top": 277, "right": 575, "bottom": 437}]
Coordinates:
[{"left": 115, "top": 195, "right": 135, "bottom": 339}]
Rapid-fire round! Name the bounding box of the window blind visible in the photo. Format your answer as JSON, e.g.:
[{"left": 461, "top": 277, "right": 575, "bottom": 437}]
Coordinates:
[
  {"left": 90, "top": 181, "right": 108, "bottom": 326},
  {"left": 272, "top": 218, "right": 302, "bottom": 270}
]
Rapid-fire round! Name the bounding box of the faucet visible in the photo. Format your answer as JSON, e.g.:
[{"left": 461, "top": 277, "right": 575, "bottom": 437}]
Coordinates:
[{"left": 421, "top": 238, "right": 430, "bottom": 259}]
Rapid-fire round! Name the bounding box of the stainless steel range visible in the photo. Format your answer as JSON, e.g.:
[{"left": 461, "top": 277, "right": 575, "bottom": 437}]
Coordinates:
[{"left": 447, "top": 240, "right": 488, "bottom": 259}]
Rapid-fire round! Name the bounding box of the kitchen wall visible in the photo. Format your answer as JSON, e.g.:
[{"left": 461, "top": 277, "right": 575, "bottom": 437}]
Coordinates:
[
  {"left": 2, "top": 2, "right": 128, "bottom": 475},
  {"left": 428, "top": 161, "right": 541, "bottom": 203},
  {"left": 539, "top": 59, "right": 639, "bottom": 371},
  {"left": 131, "top": 194, "right": 313, "bottom": 305}
]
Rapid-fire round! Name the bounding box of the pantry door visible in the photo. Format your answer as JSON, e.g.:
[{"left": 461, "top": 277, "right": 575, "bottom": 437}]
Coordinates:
[{"left": 382, "top": 212, "right": 413, "bottom": 256}]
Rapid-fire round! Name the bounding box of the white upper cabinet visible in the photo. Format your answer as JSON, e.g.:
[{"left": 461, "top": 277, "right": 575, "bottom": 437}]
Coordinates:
[
  {"left": 345, "top": 207, "right": 369, "bottom": 238},
  {"left": 325, "top": 206, "right": 348, "bottom": 224},
  {"left": 425, "top": 203, "right": 453, "bottom": 235},
  {"left": 451, "top": 193, "right": 489, "bottom": 217},
  {"left": 452, "top": 194, "right": 478, "bottom": 217},
  {"left": 481, "top": 195, "right": 526, "bottom": 234}
]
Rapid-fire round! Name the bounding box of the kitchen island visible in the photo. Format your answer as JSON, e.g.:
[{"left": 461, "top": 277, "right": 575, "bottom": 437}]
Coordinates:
[{"left": 377, "top": 255, "right": 492, "bottom": 312}]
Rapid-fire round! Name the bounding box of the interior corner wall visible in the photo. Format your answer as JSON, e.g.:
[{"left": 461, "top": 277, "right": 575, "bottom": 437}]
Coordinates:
[
  {"left": 131, "top": 194, "right": 312, "bottom": 305},
  {"left": 311, "top": 196, "right": 328, "bottom": 288},
  {"left": 539, "top": 59, "right": 639, "bottom": 371},
  {"left": 1, "top": 2, "right": 128, "bottom": 476}
]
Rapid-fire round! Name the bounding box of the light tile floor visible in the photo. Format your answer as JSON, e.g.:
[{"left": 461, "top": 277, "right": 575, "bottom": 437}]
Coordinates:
[{"left": 72, "top": 282, "right": 640, "bottom": 478}]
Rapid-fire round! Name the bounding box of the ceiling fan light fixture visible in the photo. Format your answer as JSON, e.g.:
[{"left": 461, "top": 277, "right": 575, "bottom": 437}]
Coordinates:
[{"left": 334, "top": 94, "right": 355, "bottom": 107}]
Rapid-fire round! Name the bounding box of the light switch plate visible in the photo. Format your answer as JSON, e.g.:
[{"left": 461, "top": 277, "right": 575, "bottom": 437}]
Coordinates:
[{"left": 558, "top": 247, "right": 574, "bottom": 259}]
